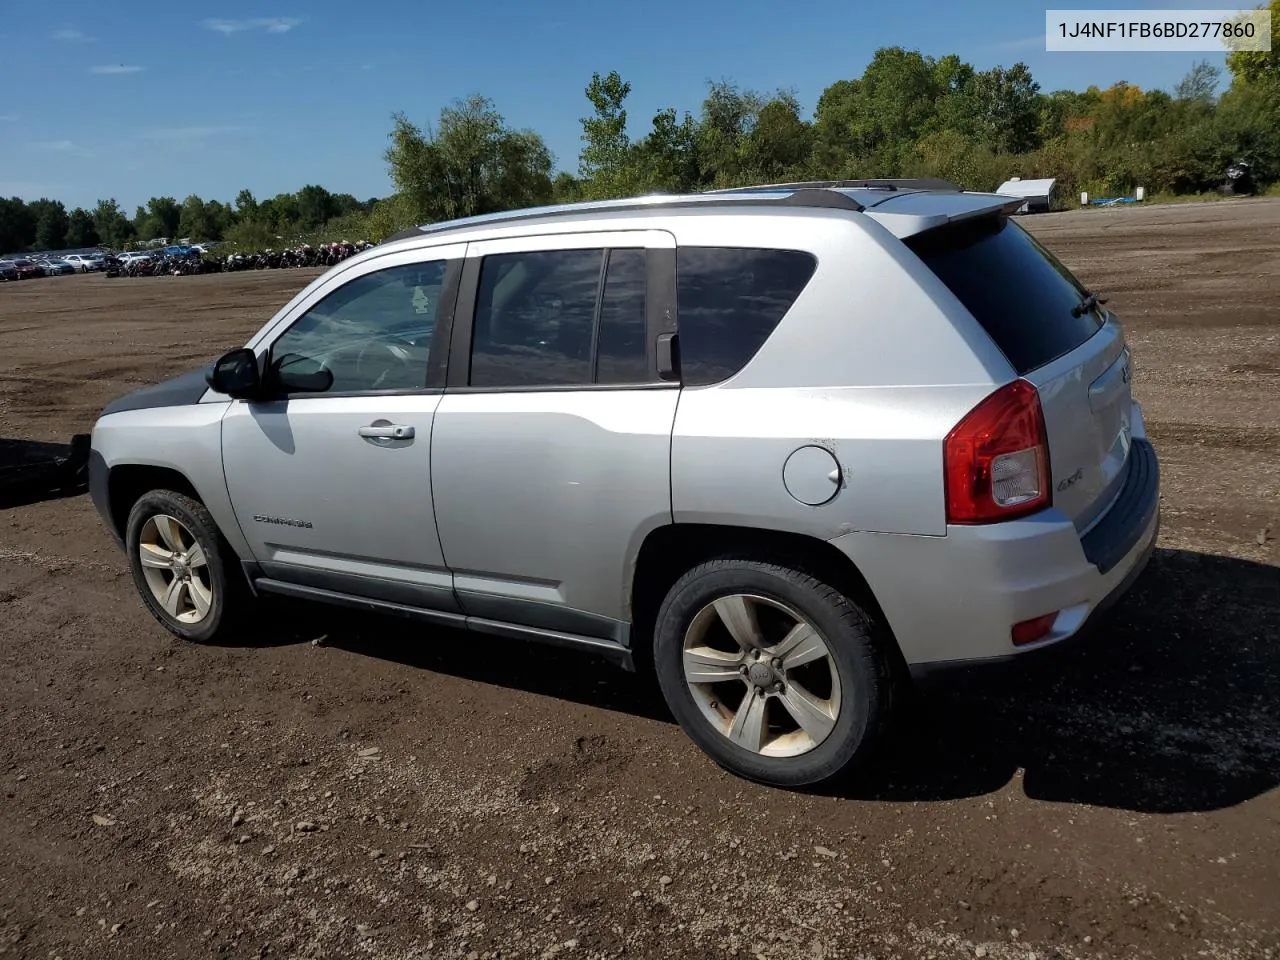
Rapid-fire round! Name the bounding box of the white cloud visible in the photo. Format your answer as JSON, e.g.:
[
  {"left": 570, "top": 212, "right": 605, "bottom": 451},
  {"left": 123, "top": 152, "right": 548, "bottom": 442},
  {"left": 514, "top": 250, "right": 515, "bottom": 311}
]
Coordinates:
[
  {"left": 987, "top": 34, "right": 1047, "bottom": 53},
  {"left": 0, "top": 114, "right": 18, "bottom": 121},
  {"left": 53, "top": 28, "right": 97, "bottom": 43},
  {"left": 32, "top": 140, "right": 95, "bottom": 157},
  {"left": 0, "top": 181, "right": 63, "bottom": 197},
  {"left": 201, "top": 17, "right": 302, "bottom": 35},
  {"left": 89, "top": 64, "right": 145, "bottom": 75},
  {"left": 137, "top": 125, "right": 249, "bottom": 142}
]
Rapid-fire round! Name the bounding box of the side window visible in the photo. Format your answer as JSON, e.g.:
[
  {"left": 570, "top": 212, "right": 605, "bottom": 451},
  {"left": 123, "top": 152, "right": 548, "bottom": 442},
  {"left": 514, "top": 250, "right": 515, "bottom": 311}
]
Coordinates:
[
  {"left": 470, "top": 249, "right": 602, "bottom": 388},
  {"left": 270, "top": 260, "right": 446, "bottom": 394},
  {"left": 596, "top": 248, "right": 648, "bottom": 385},
  {"left": 676, "top": 247, "right": 817, "bottom": 386}
]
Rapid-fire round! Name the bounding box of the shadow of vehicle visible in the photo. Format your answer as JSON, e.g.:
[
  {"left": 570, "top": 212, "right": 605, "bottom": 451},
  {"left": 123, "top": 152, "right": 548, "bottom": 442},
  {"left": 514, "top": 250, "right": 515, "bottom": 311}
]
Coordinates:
[
  {"left": 232, "top": 597, "right": 672, "bottom": 721},
  {"left": 849, "top": 547, "right": 1280, "bottom": 814},
  {"left": 221, "top": 547, "right": 1278, "bottom": 814},
  {"left": 0, "top": 435, "right": 90, "bottom": 509}
]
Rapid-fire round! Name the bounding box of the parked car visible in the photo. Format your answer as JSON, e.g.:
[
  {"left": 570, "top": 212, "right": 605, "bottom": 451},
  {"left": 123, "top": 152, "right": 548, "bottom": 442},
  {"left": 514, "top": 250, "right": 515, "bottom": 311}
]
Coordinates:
[
  {"left": 8, "top": 258, "right": 44, "bottom": 279},
  {"left": 0, "top": 260, "right": 19, "bottom": 282},
  {"left": 87, "top": 180, "right": 1160, "bottom": 789},
  {"left": 38, "top": 257, "right": 77, "bottom": 276},
  {"left": 63, "top": 253, "right": 105, "bottom": 272}
]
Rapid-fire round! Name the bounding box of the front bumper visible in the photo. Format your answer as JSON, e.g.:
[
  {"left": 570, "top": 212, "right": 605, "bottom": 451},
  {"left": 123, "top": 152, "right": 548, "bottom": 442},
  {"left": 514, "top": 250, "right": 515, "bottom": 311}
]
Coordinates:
[
  {"left": 88, "top": 445, "right": 123, "bottom": 549},
  {"left": 829, "top": 436, "right": 1161, "bottom": 678}
]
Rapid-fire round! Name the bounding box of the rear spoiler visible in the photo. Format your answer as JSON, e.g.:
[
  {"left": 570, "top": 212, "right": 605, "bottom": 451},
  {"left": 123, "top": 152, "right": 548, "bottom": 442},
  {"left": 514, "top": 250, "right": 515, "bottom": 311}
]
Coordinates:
[{"left": 862, "top": 193, "right": 1026, "bottom": 240}]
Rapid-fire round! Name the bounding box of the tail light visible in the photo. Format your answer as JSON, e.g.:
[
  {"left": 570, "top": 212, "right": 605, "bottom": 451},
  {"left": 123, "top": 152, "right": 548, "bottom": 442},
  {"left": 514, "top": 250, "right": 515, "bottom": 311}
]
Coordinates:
[{"left": 944, "top": 379, "right": 1050, "bottom": 524}]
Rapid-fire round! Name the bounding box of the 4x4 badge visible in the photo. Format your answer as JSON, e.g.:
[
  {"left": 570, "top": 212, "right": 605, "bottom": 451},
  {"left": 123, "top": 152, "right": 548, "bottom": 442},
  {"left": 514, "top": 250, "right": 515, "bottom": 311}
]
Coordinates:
[{"left": 1057, "top": 467, "right": 1084, "bottom": 492}]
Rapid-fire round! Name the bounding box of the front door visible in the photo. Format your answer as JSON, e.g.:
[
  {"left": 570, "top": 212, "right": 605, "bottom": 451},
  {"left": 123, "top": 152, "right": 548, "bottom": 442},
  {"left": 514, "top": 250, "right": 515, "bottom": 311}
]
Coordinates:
[
  {"left": 430, "top": 230, "right": 679, "bottom": 643},
  {"left": 221, "top": 245, "right": 465, "bottom": 613}
]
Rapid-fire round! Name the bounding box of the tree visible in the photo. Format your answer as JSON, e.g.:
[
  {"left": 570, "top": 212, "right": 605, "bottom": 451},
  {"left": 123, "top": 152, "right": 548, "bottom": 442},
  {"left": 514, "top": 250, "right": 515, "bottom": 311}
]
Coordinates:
[
  {"left": 235, "top": 189, "right": 259, "bottom": 222},
  {"left": 746, "top": 93, "right": 812, "bottom": 181},
  {"left": 965, "top": 63, "right": 1042, "bottom": 154},
  {"left": 178, "top": 195, "right": 216, "bottom": 241},
  {"left": 135, "top": 197, "right": 181, "bottom": 241},
  {"left": 1176, "top": 60, "right": 1222, "bottom": 102},
  {"left": 258, "top": 193, "right": 300, "bottom": 232},
  {"left": 578, "top": 71, "right": 636, "bottom": 198},
  {"left": 385, "top": 95, "right": 554, "bottom": 224},
  {"left": 1226, "top": 0, "right": 1280, "bottom": 92},
  {"left": 28, "top": 199, "right": 69, "bottom": 251},
  {"left": 65, "top": 208, "right": 100, "bottom": 247},
  {"left": 92, "top": 198, "right": 134, "bottom": 248},
  {"left": 0, "top": 198, "right": 37, "bottom": 253},
  {"left": 696, "top": 80, "right": 769, "bottom": 185},
  {"left": 296, "top": 184, "right": 336, "bottom": 229},
  {"left": 635, "top": 107, "right": 702, "bottom": 193}
]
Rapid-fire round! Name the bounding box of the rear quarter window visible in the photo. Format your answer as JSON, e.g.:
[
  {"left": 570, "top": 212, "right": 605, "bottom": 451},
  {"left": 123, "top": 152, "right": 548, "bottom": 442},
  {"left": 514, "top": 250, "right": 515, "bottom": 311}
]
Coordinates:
[
  {"left": 676, "top": 247, "right": 817, "bottom": 386},
  {"left": 905, "top": 216, "right": 1104, "bottom": 375}
]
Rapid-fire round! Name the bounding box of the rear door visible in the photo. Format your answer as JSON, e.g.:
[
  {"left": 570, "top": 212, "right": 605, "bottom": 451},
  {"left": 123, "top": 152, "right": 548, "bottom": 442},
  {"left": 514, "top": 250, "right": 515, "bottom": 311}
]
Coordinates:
[
  {"left": 429, "top": 230, "right": 678, "bottom": 640},
  {"left": 905, "top": 215, "right": 1134, "bottom": 531}
]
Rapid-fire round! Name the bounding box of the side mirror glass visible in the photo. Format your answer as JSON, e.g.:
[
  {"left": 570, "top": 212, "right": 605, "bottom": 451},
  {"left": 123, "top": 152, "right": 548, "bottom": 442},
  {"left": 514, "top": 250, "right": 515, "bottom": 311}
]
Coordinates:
[
  {"left": 272, "top": 353, "right": 335, "bottom": 394},
  {"left": 206, "top": 348, "right": 261, "bottom": 399}
]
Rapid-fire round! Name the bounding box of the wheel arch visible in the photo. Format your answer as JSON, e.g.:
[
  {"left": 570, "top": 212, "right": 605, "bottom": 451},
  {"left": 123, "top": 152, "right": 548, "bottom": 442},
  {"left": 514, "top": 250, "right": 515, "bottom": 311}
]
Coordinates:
[
  {"left": 105, "top": 463, "right": 257, "bottom": 593},
  {"left": 106, "top": 463, "right": 203, "bottom": 541},
  {"left": 629, "top": 523, "right": 907, "bottom": 676}
]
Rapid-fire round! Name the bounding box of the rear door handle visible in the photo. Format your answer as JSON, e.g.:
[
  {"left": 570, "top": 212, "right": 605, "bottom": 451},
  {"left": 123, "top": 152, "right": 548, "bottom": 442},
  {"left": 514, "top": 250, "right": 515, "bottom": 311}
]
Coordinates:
[{"left": 358, "top": 423, "right": 414, "bottom": 440}]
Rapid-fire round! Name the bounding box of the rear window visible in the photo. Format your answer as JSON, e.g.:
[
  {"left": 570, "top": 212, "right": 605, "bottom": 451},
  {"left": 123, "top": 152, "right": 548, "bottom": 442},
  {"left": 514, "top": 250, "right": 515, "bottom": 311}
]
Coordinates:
[
  {"left": 905, "top": 215, "right": 1103, "bottom": 375},
  {"left": 676, "top": 247, "right": 817, "bottom": 386}
]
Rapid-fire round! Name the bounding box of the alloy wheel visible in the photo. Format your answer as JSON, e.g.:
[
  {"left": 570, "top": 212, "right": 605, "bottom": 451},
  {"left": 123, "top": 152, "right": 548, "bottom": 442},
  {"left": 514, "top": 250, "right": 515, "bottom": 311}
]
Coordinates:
[
  {"left": 137, "top": 514, "right": 214, "bottom": 624},
  {"left": 681, "top": 594, "right": 842, "bottom": 758}
]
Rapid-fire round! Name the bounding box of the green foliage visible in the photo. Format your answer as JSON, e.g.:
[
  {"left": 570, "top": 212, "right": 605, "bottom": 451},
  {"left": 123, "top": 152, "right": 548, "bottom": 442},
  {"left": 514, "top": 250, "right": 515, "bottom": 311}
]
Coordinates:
[
  {"left": 92, "top": 199, "right": 134, "bottom": 249},
  {"left": 579, "top": 71, "right": 637, "bottom": 198},
  {"left": 557, "top": 46, "right": 1279, "bottom": 206},
  {"left": 4, "top": 37, "right": 1279, "bottom": 257},
  {"left": 1176, "top": 60, "right": 1222, "bottom": 103},
  {"left": 65, "top": 208, "right": 99, "bottom": 247},
  {"left": 1226, "top": 0, "right": 1280, "bottom": 92},
  {"left": 222, "top": 219, "right": 277, "bottom": 250},
  {"left": 385, "top": 95, "right": 554, "bottom": 225},
  {"left": 29, "top": 199, "right": 69, "bottom": 251},
  {"left": 0, "top": 197, "right": 37, "bottom": 254}
]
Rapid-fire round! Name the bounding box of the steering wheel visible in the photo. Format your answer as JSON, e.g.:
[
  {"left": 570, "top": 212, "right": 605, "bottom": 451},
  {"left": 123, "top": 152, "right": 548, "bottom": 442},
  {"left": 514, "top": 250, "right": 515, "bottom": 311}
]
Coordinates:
[{"left": 353, "top": 338, "right": 415, "bottom": 390}]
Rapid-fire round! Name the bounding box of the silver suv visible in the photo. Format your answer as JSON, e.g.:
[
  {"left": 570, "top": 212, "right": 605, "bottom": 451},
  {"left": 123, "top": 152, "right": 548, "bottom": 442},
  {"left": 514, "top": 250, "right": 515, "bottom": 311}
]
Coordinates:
[{"left": 88, "top": 180, "right": 1161, "bottom": 788}]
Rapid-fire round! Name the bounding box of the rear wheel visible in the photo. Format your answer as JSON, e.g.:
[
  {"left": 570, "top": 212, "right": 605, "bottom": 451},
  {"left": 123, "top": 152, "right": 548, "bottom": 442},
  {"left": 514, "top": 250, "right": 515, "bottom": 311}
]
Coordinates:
[
  {"left": 125, "top": 490, "right": 249, "bottom": 644},
  {"left": 653, "top": 558, "right": 895, "bottom": 788}
]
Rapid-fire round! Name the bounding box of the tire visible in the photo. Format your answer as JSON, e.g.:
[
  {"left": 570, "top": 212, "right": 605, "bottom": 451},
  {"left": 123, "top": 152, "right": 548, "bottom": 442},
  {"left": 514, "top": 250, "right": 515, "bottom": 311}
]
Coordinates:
[
  {"left": 124, "top": 489, "right": 250, "bottom": 644},
  {"left": 653, "top": 558, "right": 895, "bottom": 789}
]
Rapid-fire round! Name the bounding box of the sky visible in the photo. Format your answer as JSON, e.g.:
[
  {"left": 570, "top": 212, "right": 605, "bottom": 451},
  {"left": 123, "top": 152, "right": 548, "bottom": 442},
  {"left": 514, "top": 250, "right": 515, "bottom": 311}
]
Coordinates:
[{"left": 0, "top": 0, "right": 1236, "bottom": 211}]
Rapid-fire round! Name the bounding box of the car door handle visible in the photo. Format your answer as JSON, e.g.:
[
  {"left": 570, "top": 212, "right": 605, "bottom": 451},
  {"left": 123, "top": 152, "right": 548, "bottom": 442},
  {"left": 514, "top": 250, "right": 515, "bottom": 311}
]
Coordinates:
[{"left": 358, "top": 424, "right": 414, "bottom": 440}]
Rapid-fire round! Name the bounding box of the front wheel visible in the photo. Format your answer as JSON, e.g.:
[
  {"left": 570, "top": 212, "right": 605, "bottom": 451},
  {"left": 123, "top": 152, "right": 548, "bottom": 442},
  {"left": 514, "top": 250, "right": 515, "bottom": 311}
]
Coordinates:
[
  {"left": 125, "top": 490, "right": 249, "bottom": 643},
  {"left": 653, "top": 558, "right": 895, "bottom": 789}
]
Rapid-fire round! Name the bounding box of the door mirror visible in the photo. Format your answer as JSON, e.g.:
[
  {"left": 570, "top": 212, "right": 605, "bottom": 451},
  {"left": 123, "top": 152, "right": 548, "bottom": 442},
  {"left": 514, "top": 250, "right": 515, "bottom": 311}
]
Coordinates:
[
  {"left": 272, "top": 353, "right": 335, "bottom": 394},
  {"left": 206, "top": 348, "right": 261, "bottom": 399}
]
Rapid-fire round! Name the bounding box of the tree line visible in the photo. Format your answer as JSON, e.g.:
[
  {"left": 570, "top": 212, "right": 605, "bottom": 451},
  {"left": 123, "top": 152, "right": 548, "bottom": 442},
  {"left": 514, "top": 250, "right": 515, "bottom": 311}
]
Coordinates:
[
  {"left": 0, "top": 185, "right": 378, "bottom": 256},
  {"left": 378, "top": 15, "right": 1278, "bottom": 230},
  {"left": 3, "top": 8, "right": 1277, "bottom": 254}
]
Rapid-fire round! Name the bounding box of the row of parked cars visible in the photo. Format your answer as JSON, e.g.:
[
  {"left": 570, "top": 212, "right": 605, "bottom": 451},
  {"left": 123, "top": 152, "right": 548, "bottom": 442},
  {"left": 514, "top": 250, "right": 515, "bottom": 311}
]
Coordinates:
[
  {"left": 0, "top": 251, "right": 108, "bottom": 280},
  {"left": 0, "top": 246, "right": 219, "bottom": 281}
]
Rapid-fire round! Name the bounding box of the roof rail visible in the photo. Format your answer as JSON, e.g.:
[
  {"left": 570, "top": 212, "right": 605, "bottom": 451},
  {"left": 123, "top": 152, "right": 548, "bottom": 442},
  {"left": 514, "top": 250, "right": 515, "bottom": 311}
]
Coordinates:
[
  {"left": 705, "top": 178, "right": 965, "bottom": 194},
  {"left": 387, "top": 186, "right": 866, "bottom": 242}
]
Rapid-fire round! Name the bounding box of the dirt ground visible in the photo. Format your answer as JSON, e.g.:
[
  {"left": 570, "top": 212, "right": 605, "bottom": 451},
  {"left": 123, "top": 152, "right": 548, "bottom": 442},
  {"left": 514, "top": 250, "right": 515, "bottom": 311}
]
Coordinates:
[{"left": 1, "top": 199, "right": 1278, "bottom": 960}]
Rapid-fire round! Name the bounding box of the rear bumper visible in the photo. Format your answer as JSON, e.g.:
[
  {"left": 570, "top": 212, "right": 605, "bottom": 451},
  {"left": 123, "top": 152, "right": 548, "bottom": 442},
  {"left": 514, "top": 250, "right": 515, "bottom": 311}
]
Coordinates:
[{"left": 829, "top": 436, "right": 1161, "bottom": 677}]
